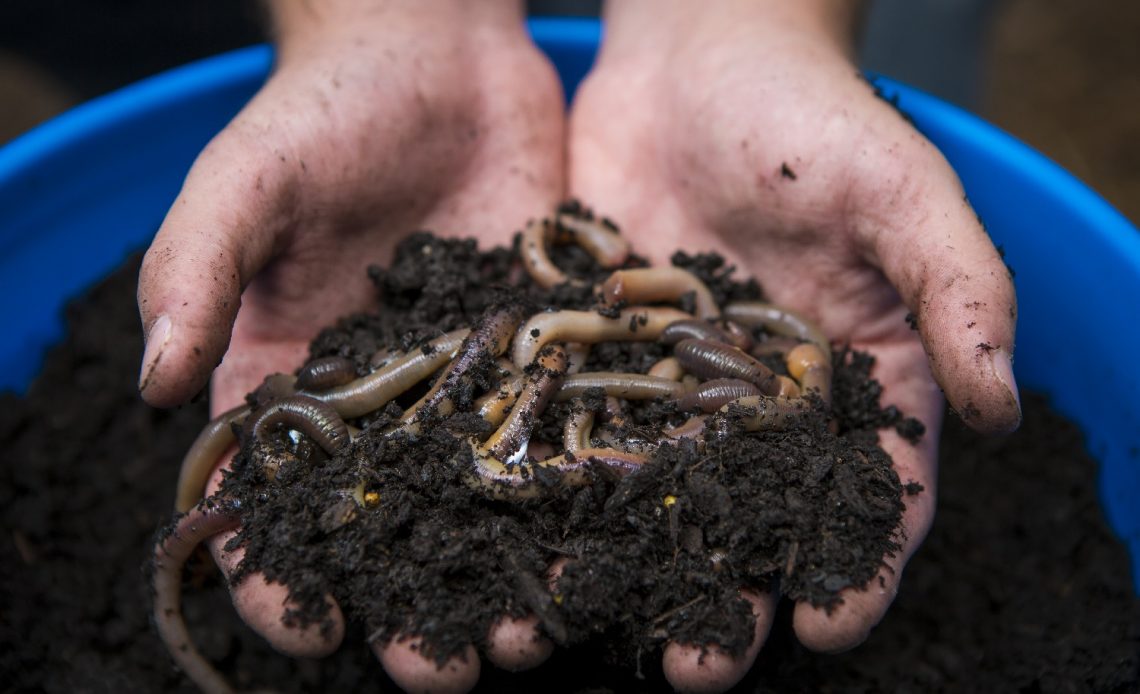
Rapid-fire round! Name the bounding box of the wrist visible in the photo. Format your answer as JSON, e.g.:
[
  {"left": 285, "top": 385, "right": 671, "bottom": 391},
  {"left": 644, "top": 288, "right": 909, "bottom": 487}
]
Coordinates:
[
  {"left": 269, "top": 0, "right": 531, "bottom": 65},
  {"left": 599, "top": 0, "right": 863, "bottom": 67}
]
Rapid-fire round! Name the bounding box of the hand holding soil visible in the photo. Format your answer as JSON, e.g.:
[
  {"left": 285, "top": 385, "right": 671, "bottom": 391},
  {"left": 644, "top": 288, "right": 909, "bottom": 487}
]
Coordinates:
[
  {"left": 137, "top": 1, "right": 566, "bottom": 689},
  {"left": 567, "top": 0, "right": 1020, "bottom": 688}
]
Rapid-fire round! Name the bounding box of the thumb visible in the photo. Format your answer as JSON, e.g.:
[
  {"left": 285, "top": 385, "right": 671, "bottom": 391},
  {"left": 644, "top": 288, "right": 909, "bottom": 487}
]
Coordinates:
[
  {"left": 138, "top": 126, "right": 298, "bottom": 408},
  {"left": 864, "top": 148, "right": 1020, "bottom": 434}
]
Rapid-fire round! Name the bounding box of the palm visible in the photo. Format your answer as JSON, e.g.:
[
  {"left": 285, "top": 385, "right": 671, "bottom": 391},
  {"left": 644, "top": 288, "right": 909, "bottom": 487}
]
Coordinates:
[{"left": 569, "top": 28, "right": 1015, "bottom": 671}]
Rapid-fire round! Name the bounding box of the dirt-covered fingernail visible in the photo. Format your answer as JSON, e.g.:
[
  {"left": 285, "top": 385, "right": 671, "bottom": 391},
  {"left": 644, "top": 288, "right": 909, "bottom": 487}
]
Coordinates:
[
  {"left": 139, "top": 314, "right": 172, "bottom": 392},
  {"left": 989, "top": 348, "right": 1021, "bottom": 425}
]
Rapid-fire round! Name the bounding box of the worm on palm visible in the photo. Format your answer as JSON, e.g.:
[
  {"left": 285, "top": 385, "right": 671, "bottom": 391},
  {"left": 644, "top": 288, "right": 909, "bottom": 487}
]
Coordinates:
[
  {"left": 153, "top": 499, "right": 244, "bottom": 693},
  {"left": 660, "top": 319, "right": 739, "bottom": 348},
  {"left": 296, "top": 356, "right": 358, "bottom": 391},
  {"left": 673, "top": 338, "right": 781, "bottom": 396},
  {"left": 724, "top": 302, "right": 831, "bottom": 366},
  {"left": 512, "top": 307, "right": 692, "bottom": 368},
  {"left": 555, "top": 373, "right": 688, "bottom": 402},
  {"left": 553, "top": 211, "right": 631, "bottom": 268},
  {"left": 600, "top": 268, "right": 720, "bottom": 320},
  {"left": 308, "top": 329, "right": 469, "bottom": 418},
  {"left": 400, "top": 306, "right": 526, "bottom": 429},
  {"left": 244, "top": 394, "right": 350, "bottom": 455},
  {"left": 786, "top": 342, "right": 833, "bottom": 406},
  {"left": 720, "top": 395, "right": 811, "bottom": 432},
  {"left": 677, "top": 379, "right": 762, "bottom": 413},
  {"left": 174, "top": 405, "right": 249, "bottom": 513},
  {"left": 663, "top": 415, "right": 708, "bottom": 441},
  {"left": 647, "top": 356, "right": 685, "bottom": 381}
]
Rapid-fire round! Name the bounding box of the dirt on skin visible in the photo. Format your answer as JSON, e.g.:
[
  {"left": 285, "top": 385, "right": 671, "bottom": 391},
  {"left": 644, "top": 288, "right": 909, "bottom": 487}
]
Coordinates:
[{"left": 1, "top": 240, "right": 1138, "bottom": 692}]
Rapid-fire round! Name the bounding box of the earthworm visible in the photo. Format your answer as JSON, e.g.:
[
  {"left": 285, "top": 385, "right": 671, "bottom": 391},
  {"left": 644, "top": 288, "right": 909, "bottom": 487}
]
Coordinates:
[
  {"left": 554, "top": 373, "right": 688, "bottom": 402},
  {"left": 512, "top": 307, "right": 692, "bottom": 368},
  {"left": 401, "top": 306, "right": 525, "bottom": 425},
  {"left": 724, "top": 302, "right": 831, "bottom": 366},
  {"left": 776, "top": 375, "right": 801, "bottom": 398},
  {"left": 647, "top": 356, "right": 685, "bottom": 381},
  {"left": 153, "top": 498, "right": 243, "bottom": 693},
  {"left": 677, "top": 379, "right": 763, "bottom": 413},
  {"left": 601, "top": 268, "right": 719, "bottom": 320},
  {"left": 174, "top": 405, "right": 248, "bottom": 513},
  {"left": 786, "top": 342, "right": 833, "bottom": 406},
  {"left": 563, "top": 406, "right": 596, "bottom": 453},
  {"left": 520, "top": 218, "right": 573, "bottom": 289},
  {"left": 673, "top": 339, "right": 780, "bottom": 396},
  {"left": 309, "top": 329, "right": 469, "bottom": 418},
  {"left": 749, "top": 335, "right": 804, "bottom": 358},
  {"left": 663, "top": 415, "right": 708, "bottom": 441},
  {"left": 244, "top": 394, "right": 350, "bottom": 456},
  {"left": 252, "top": 372, "right": 298, "bottom": 406},
  {"left": 475, "top": 376, "right": 524, "bottom": 427},
  {"left": 482, "top": 346, "right": 569, "bottom": 463},
  {"left": 720, "top": 320, "right": 755, "bottom": 351},
  {"left": 660, "top": 320, "right": 738, "bottom": 347},
  {"left": 554, "top": 212, "right": 631, "bottom": 268},
  {"left": 495, "top": 357, "right": 522, "bottom": 378},
  {"left": 467, "top": 446, "right": 648, "bottom": 500},
  {"left": 721, "top": 395, "right": 811, "bottom": 432},
  {"left": 296, "top": 356, "right": 358, "bottom": 391}
]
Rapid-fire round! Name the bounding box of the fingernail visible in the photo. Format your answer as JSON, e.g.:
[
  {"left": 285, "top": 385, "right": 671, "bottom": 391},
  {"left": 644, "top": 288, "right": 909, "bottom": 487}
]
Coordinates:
[
  {"left": 989, "top": 348, "right": 1021, "bottom": 418},
  {"left": 139, "top": 314, "right": 172, "bottom": 392}
]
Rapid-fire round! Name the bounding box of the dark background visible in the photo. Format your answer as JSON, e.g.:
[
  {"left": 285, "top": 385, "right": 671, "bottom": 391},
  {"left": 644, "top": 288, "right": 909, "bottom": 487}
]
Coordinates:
[{"left": 1, "top": 0, "right": 1137, "bottom": 222}]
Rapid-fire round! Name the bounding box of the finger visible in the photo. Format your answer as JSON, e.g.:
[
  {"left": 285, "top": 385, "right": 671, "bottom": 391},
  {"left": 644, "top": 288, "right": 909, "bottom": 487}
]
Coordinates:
[
  {"left": 661, "top": 589, "right": 777, "bottom": 694},
  {"left": 372, "top": 638, "right": 480, "bottom": 694},
  {"left": 484, "top": 556, "right": 567, "bottom": 671},
  {"left": 794, "top": 338, "right": 940, "bottom": 652},
  {"left": 204, "top": 447, "right": 345, "bottom": 658},
  {"left": 856, "top": 142, "right": 1020, "bottom": 434},
  {"left": 137, "top": 121, "right": 299, "bottom": 408}
]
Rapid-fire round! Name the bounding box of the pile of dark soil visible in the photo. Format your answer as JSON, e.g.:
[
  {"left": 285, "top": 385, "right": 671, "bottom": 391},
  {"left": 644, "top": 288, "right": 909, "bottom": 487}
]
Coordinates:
[
  {"left": 2, "top": 249, "right": 1137, "bottom": 692},
  {"left": 217, "top": 229, "right": 920, "bottom": 668}
]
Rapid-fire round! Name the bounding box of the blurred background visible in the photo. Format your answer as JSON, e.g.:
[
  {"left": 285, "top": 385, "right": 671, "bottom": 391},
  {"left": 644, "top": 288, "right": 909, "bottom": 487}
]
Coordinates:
[{"left": 1, "top": 0, "right": 1137, "bottom": 223}]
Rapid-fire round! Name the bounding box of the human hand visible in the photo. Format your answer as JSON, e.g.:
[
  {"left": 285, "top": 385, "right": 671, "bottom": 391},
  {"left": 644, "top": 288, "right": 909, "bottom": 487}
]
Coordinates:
[
  {"left": 567, "top": 0, "right": 1020, "bottom": 690},
  {"left": 138, "top": 1, "right": 564, "bottom": 689}
]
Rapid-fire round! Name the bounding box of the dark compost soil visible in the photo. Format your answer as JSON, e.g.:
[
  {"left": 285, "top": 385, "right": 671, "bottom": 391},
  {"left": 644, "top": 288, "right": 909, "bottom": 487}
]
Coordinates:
[{"left": 2, "top": 242, "right": 1138, "bottom": 692}]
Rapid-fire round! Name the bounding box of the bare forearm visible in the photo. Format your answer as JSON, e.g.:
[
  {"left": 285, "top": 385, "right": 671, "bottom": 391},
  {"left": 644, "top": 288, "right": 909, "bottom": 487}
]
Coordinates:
[{"left": 600, "top": 0, "right": 865, "bottom": 63}]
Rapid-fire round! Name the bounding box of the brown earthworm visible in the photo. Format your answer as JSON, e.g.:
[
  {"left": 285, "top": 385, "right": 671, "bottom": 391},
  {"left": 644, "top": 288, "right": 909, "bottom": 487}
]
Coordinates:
[
  {"left": 296, "top": 356, "right": 358, "bottom": 391},
  {"left": 647, "top": 356, "right": 685, "bottom": 381},
  {"left": 663, "top": 415, "right": 708, "bottom": 441},
  {"left": 786, "top": 342, "right": 833, "bottom": 406},
  {"left": 467, "top": 446, "right": 648, "bottom": 500},
  {"left": 776, "top": 375, "right": 801, "bottom": 398},
  {"left": 245, "top": 394, "right": 350, "bottom": 456},
  {"left": 563, "top": 406, "right": 596, "bottom": 454},
  {"left": 554, "top": 212, "right": 631, "bottom": 268},
  {"left": 153, "top": 498, "right": 243, "bottom": 693},
  {"left": 720, "top": 320, "right": 755, "bottom": 351},
  {"left": 677, "top": 379, "right": 763, "bottom": 413},
  {"left": 401, "top": 306, "right": 525, "bottom": 426},
  {"left": 475, "top": 376, "right": 524, "bottom": 427},
  {"left": 601, "top": 268, "right": 719, "bottom": 320},
  {"left": 554, "top": 373, "right": 688, "bottom": 402},
  {"left": 308, "top": 329, "right": 469, "bottom": 418},
  {"left": 673, "top": 339, "right": 781, "bottom": 396},
  {"left": 721, "top": 395, "right": 811, "bottom": 431},
  {"left": 482, "top": 346, "right": 568, "bottom": 463},
  {"left": 724, "top": 302, "right": 831, "bottom": 366},
  {"left": 749, "top": 335, "right": 804, "bottom": 358},
  {"left": 174, "top": 405, "right": 248, "bottom": 513},
  {"left": 512, "top": 307, "right": 692, "bottom": 368},
  {"left": 660, "top": 320, "right": 738, "bottom": 347},
  {"left": 520, "top": 218, "right": 574, "bottom": 289},
  {"left": 252, "top": 372, "right": 298, "bottom": 406}
]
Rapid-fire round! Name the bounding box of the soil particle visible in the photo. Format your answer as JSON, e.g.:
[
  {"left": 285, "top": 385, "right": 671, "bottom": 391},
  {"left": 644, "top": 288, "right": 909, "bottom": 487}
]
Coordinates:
[{"left": 1, "top": 251, "right": 1136, "bottom": 693}]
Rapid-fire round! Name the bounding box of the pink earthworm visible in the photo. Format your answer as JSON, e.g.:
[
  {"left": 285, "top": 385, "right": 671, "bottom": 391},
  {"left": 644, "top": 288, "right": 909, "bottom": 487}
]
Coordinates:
[
  {"left": 672, "top": 338, "right": 781, "bottom": 396},
  {"left": 512, "top": 307, "right": 692, "bottom": 369},
  {"left": 600, "top": 268, "right": 719, "bottom": 320}
]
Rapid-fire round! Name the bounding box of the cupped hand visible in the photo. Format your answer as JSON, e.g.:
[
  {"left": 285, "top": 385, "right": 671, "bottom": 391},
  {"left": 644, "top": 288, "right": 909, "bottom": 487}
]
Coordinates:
[
  {"left": 138, "top": 2, "right": 564, "bottom": 689},
  {"left": 567, "top": 1, "right": 1020, "bottom": 690}
]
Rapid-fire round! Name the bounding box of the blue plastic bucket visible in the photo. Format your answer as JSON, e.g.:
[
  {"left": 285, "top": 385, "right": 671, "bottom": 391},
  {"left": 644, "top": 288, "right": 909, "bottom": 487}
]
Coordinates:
[{"left": 1, "top": 18, "right": 1138, "bottom": 590}]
